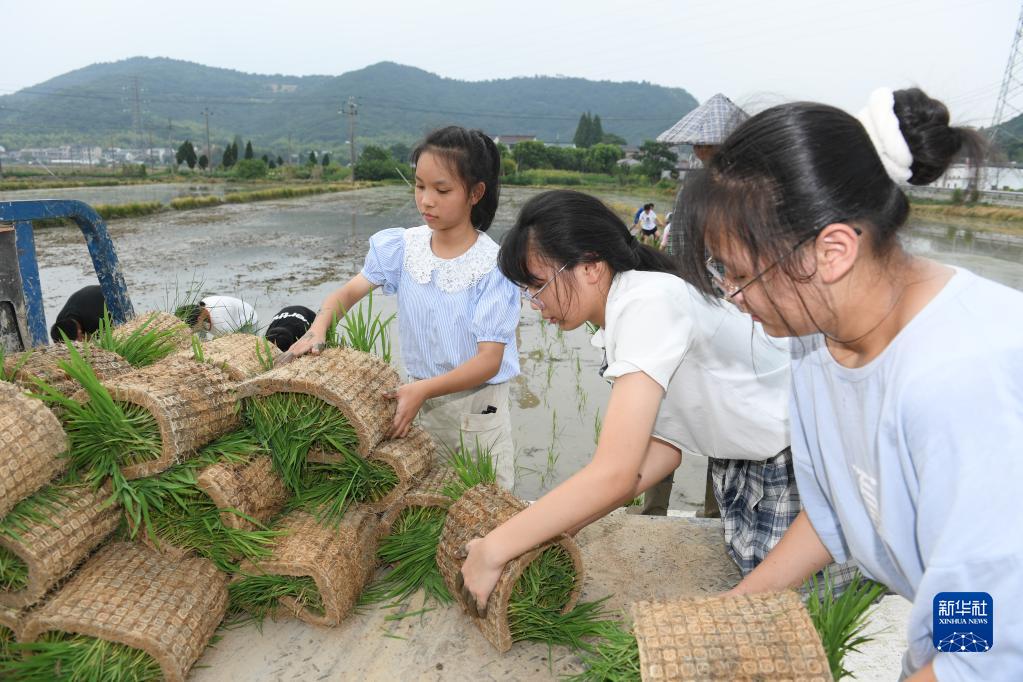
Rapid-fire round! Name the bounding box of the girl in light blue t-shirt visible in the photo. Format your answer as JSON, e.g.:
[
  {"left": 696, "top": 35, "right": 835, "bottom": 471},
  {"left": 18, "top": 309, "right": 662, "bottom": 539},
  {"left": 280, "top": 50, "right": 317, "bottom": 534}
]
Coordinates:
[{"left": 676, "top": 87, "right": 1020, "bottom": 681}]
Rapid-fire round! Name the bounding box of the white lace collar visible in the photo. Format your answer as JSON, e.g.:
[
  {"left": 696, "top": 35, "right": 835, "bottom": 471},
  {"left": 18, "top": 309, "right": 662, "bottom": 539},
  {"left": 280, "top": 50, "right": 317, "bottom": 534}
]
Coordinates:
[{"left": 403, "top": 225, "right": 499, "bottom": 293}]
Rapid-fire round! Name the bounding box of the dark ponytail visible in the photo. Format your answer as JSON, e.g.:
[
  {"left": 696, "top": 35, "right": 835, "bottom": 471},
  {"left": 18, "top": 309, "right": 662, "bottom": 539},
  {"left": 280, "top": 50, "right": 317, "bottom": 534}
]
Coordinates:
[
  {"left": 676, "top": 88, "right": 985, "bottom": 296},
  {"left": 412, "top": 126, "right": 502, "bottom": 231},
  {"left": 498, "top": 189, "right": 677, "bottom": 289}
]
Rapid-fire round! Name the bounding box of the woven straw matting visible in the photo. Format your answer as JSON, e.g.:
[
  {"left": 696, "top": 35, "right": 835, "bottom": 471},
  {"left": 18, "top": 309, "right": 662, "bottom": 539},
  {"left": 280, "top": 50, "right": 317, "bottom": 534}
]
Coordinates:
[
  {"left": 77, "top": 356, "right": 240, "bottom": 479},
  {"left": 630, "top": 592, "right": 833, "bottom": 682},
  {"left": 175, "top": 333, "right": 279, "bottom": 381},
  {"left": 4, "top": 342, "right": 133, "bottom": 398},
  {"left": 236, "top": 508, "right": 379, "bottom": 627},
  {"left": 196, "top": 455, "right": 289, "bottom": 531},
  {"left": 0, "top": 485, "right": 120, "bottom": 609},
  {"left": 236, "top": 347, "right": 398, "bottom": 458},
  {"left": 113, "top": 311, "right": 193, "bottom": 352},
  {"left": 0, "top": 382, "right": 68, "bottom": 519},
  {"left": 1, "top": 604, "right": 24, "bottom": 641},
  {"left": 378, "top": 463, "right": 458, "bottom": 538},
  {"left": 437, "top": 484, "right": 585, "bottom": 653},
  {"left": 308, "top": 424, "right": 436, "bottom": 513},
  {"left": 21, "top": 542, "right": 227, "bottom": 682}
]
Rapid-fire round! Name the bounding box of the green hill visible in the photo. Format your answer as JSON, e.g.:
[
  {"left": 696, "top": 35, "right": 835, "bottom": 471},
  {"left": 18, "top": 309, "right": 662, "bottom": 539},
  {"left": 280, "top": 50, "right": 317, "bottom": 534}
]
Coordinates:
[{"left": 0, "top": 57, "right": 697, "bottom": 153}]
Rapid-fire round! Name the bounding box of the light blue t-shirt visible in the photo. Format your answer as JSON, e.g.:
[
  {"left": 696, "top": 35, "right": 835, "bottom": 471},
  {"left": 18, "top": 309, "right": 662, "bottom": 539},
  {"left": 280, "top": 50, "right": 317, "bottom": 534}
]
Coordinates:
[
  {"left": 360, "top": 225, "right": 520, "bottom": 384},
  {"left": 790, "top": 268, "right": 1023, "bottom": 680}
]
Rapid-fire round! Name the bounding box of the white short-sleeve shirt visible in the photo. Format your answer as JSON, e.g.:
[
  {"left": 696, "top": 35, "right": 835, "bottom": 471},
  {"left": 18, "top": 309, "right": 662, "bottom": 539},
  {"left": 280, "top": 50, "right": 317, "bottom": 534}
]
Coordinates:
[{"left": 591, "top": 270, "right": 790, "bottom": 460}]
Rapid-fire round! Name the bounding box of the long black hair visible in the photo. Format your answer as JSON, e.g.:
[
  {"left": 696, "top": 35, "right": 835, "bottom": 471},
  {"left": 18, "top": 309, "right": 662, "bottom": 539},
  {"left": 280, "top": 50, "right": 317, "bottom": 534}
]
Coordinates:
[
  {"left": 412, "top": 126, "right": 502, "bottom": 231},
  {"left": 498, "top": 190, "right": 677, "bottom": 290},
  {"left": 677, "top": 88, "right": 985, "bottom": 299}
]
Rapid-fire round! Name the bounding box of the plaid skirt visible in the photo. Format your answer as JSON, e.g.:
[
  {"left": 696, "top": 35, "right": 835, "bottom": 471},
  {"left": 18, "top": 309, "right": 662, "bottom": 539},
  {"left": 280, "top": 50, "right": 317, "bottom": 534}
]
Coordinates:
[{"left": 710, "top": 448, "right": 860, "bottom": 594}]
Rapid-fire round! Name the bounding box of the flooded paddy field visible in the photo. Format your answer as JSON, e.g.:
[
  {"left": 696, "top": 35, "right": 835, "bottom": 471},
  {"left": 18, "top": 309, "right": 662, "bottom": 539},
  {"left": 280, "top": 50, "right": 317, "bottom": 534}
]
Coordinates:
[{"left": 18, "top": 184, "right": 1023, "bottom": 508}]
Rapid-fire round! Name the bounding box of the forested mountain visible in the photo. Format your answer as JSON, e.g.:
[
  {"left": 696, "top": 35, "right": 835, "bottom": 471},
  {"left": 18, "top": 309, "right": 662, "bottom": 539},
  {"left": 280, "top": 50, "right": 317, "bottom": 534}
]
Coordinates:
[{"left": 0, "top": 57, "right": 698, "bottom": 150}]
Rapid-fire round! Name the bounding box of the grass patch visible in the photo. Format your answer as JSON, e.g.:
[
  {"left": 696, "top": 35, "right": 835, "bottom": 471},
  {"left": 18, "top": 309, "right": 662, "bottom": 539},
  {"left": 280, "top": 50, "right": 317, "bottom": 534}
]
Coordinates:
[
  {"left": 0, "top": 546, "right": 28, "bottom": 592},
  {"left": 169, "top": 183, "right": 364, "bottom": 212},
  {"left": 227, "top": 573, "right": 324, "bottom": 626},
  {"left": 0, "top": 625, "right": 14, "bottom": 663},
  {"left": 1, "top": 631, "right": 162, "bottom": 681},
  {"left": 361, "top": 506, "right": 451, "bottom": 607},
  {"left": 805, "top": 570, "right": 887, "bottom": 680},
  {"left": 324, "top": 291, "right": 396, "bottom": 363},
  {"left": 94, "top": 311, "right": 181, "bottom": 367}
]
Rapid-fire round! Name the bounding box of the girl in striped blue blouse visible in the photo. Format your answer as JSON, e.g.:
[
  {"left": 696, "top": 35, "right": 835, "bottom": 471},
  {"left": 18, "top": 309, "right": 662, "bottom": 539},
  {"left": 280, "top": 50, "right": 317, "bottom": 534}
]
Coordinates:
[{"left": 288, "top": 126, "right": 521, "bottom": 489}]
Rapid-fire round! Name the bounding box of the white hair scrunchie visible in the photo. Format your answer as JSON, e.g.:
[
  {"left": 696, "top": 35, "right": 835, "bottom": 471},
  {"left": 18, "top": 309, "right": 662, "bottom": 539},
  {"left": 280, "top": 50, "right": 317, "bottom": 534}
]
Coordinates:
[{"left": 856, "top": 88, "right": 914, "bottom": 184}]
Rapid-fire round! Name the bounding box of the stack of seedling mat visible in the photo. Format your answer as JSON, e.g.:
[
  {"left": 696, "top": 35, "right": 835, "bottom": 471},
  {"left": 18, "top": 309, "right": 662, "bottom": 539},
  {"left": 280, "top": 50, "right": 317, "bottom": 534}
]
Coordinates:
[
  {"left": 15, "top": 543, "right": 227, "bottom": 682},
  {"left": 437, "top": 483, "right": 590, "bottom": 653},
  {"left": 629, "top": 591, "right": 833, "bottom": 682},
  {"left": 237, "top": 347, "right": 418, "bottom": 526},
  {"left": 0, "top": 382, "right": 119, "bottom": 614}
]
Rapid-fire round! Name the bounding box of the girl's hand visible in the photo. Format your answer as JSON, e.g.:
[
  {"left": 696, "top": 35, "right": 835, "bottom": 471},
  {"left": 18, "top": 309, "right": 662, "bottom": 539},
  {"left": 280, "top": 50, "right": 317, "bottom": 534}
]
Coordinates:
[
  {"left": 287, "top": 330, "right": 327, "bottom": 358},
  {"left": 383, "top": 381, "right": 430, "bottom": 438},
  {"left": 455, "top": 537, "right": 505, "bottom": 618}
]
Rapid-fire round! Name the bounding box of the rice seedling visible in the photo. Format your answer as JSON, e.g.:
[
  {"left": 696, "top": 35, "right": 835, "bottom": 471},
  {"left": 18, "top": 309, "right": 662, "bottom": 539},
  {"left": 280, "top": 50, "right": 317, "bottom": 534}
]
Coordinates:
[
  {"left": 0, "top": 625, "right": 14, "bottom": 663},
  {"left": 288, "top": 455, "right": 398, "bottom": 527},
  {"left": 441, "top": 438, "right": 498, "bottom": 501},
  {"left": 804, "top": 570, "right": 888, "bottom": 680},
  {"left": 227, "top": 573, "right": 324, "bottom": 626},
  {"left": 324, "top": 292, "right": 396, "bottom": 362},
  {"left": 0, "top": 631, "right": 162, "bottom": 681},
  {"left": 360, "top": 506, "right": 451, "bottom": 607},
  {"left": 243, "top": 392, "right": 359, "bottom": 492},
  {"left": 190, "top": 333, "right": 206, "bottom": 363},
  {"left": 0, "top": 547, "right": 28, "bottom": 592},
  {"left": 31, "top": 344, "right": 162, "bottom": 521},
  {"left": 507, "top": 546, "right": 617, "bottom": 651},
  {"left": 254, "top": 337, "right": 276, "bottom": 372},
  {"left": 124, "top": 428, "right": 280, "bottom": 571},
  {"left": 94, "top": 310, "right": 180, "bottom": 367},
  {"left": 593, "top": 409, "right": 603, "bottom": 446},
  {"left": 0, "top": 344, "right": 32, "bottom": 382},
  {"left": 0, "top": 485, "right": 75, "bottom": 592},
  {"left": 565, "top": 620, "right": 641, "bottom": 682}
]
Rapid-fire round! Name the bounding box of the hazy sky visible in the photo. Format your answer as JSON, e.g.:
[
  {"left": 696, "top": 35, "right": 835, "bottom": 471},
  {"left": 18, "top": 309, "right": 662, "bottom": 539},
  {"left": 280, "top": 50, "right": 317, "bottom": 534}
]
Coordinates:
[{"left": 1, "top": 0, "right": 1017, "bottom": 126}]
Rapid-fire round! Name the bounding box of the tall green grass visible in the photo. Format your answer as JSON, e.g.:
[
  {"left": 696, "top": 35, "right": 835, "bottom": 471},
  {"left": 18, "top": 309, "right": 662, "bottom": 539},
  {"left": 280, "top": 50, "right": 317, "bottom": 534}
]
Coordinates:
[{"left": 324, "top": 292, "right": 395, "bottom": 363}]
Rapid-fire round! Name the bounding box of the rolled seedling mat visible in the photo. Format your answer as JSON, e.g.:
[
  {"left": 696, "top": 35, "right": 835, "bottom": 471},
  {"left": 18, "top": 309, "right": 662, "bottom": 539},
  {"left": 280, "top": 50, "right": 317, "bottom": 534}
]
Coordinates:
[
  {"left": 20, "top": 542, "right": 227, "bottom": 682},
  {"left": 1, "top": 604, "right": 24, "bottom": 646},
  {"left": 437, "top": 483, "right": 585, "bottom": 653},
  {"left": 4, "top": 342, "right": 133, "bottom": 399},
  {"left": 74, "top": 356, "right": 240, "bottom": 479},
  {"left": 196, "top": 454, "right": 290, "bottom": 532},
  {"left": 113, "top": 310, "right": 193, "bottom": 352},
  {"left": 630, "top": 591, "right": 833, "bottom": 682},
  {"left": 234, "top": 508, "right": 379, "bottom": 627},
  {"left": 308, "top": 424, "right": 436, "bottom": 513},
  {"left": 176, "top": 333, "right": 280, "bottom": 381},
  {"left": 0, "top": 484, "right": 120, "bottom": 609},
  {"left": 236, "top": 346, "right": 398, "bottom": 458},
  {"left": 377, "top": 463, "right": 459, "bottom": 538},
  {"left": 0, "top": 382, "right": 68, "bottom": 519}
]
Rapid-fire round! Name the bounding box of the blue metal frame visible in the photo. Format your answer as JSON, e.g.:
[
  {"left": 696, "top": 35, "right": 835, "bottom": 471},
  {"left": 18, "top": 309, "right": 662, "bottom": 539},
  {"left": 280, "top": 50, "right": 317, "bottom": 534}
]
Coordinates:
[{"left": 0, "top": 200, "right": 134, "bottom": 347}]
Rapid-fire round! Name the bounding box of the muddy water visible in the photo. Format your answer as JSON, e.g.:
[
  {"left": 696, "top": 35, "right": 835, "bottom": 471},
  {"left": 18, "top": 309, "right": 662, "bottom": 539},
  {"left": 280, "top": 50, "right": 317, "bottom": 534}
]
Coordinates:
[{"left": 20, "top": 185, "right": 1023, "bottom": 508}]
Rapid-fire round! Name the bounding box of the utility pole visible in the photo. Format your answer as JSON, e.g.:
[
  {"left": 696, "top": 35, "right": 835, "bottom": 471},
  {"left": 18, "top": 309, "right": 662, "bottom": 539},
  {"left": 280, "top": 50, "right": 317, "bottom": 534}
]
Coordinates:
[
  {"left": 131, "top": 77, "right": 144, "bottom": 165},
  {"left": 344, "top": 96, "right": 358, "bottom": 179},
  {"left": 202, "top": 107, "right": 213, "bottom": 173},
  {"left": 988, "top": 2, "right": 1023, "bottom": 191}
]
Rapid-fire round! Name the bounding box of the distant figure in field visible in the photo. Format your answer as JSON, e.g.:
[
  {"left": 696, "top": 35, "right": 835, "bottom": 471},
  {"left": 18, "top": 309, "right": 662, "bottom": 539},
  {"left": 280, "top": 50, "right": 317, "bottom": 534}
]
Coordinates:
[
  {"left": 50, "top": 285, "right": 106, "bottom": 342},
  {"left": 176, "top": 295, "right": 258, "bottom": 336},
  {"left": 264, "top": 305, "right": 316, "bottom": 351}
]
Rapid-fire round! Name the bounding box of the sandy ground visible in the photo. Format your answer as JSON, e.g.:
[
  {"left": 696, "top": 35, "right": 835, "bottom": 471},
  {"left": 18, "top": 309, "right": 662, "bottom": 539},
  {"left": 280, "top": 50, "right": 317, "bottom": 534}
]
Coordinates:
[{"left": 191, "top": 512, "right": 908, "bottom": 681}]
